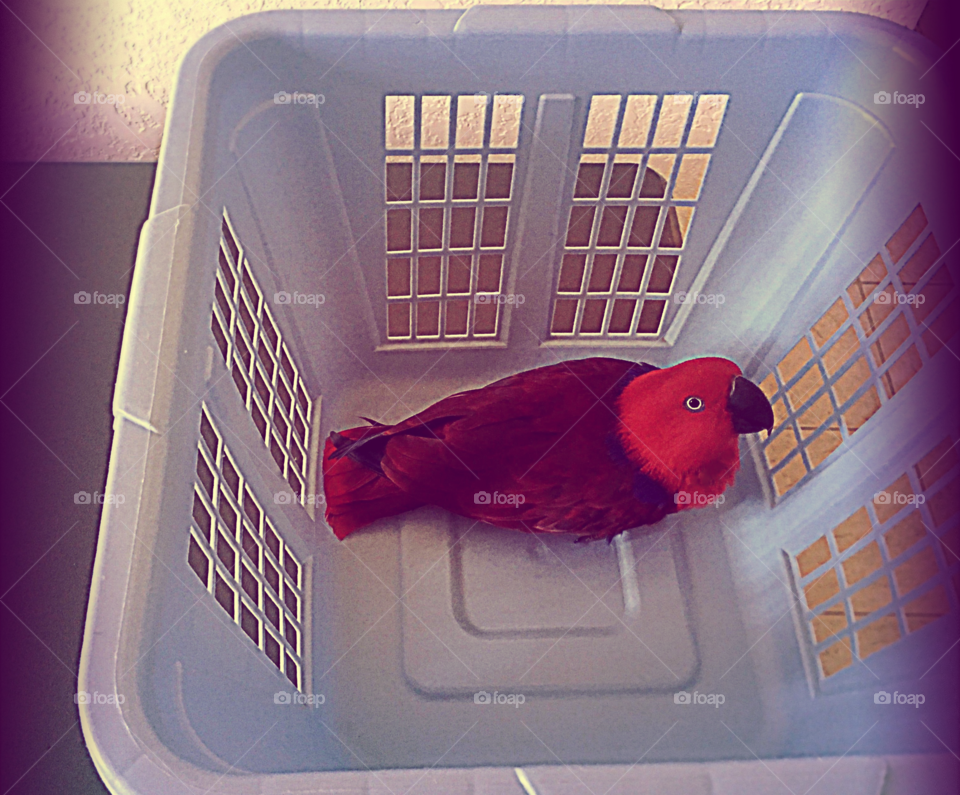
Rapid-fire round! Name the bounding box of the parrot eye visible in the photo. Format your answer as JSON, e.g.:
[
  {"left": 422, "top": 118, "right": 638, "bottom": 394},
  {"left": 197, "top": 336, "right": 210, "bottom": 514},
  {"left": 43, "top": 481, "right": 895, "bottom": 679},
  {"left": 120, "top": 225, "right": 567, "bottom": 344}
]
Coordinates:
[{"left": 685, "top": 396, "right": 705, "bottom": 412}]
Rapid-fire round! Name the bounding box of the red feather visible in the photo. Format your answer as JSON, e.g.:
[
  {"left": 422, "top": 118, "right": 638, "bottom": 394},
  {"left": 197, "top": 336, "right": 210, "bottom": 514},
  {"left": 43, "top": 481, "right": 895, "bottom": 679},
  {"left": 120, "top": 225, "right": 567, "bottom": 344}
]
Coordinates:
[{"left": 322, "top": 426, "right": 424, "bottom": 540}]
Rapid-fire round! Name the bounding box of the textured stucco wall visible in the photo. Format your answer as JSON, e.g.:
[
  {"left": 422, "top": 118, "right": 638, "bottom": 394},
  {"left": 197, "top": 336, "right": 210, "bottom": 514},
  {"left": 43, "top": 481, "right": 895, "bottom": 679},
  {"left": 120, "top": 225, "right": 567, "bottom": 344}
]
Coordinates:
[{"left": 1, "top": 0, "right": 929, "bottom": 162}]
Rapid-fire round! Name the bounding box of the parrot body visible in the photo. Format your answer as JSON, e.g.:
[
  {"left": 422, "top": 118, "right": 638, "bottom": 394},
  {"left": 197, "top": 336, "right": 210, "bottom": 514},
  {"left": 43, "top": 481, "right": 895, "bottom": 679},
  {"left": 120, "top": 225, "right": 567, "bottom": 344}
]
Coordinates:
[{"left": 322, "top": 356, "right": 773, "bottom": 542}]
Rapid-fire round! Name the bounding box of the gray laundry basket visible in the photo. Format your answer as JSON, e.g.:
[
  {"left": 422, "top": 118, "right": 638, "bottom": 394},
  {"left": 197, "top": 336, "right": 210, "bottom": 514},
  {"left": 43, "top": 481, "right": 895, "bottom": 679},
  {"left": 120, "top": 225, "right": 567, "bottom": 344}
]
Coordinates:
[{"left": 79, "top": 7, "right": 959, "bottom": 794}]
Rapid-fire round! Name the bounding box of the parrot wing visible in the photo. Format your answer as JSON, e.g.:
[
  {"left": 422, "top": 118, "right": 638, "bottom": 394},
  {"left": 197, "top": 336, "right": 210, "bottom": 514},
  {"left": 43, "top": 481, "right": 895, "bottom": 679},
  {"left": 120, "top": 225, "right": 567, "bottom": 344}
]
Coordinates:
[{"left": 372, "top": 357, "right": 667, "bottom": 535}]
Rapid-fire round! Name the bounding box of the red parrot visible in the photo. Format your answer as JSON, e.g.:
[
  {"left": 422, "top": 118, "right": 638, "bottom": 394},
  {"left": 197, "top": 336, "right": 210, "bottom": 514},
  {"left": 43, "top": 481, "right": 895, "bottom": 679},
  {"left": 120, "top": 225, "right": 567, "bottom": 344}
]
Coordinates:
[{"left": 322, "top": 356, "right": 773, "bottom": 543}]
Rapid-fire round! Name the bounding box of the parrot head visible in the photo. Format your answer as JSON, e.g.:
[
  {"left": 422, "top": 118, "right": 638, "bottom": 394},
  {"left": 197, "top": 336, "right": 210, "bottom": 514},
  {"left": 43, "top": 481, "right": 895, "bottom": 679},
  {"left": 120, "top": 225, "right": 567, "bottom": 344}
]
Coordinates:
[{"left": 615, "top": 357, "right": 774, "bottom": 505}]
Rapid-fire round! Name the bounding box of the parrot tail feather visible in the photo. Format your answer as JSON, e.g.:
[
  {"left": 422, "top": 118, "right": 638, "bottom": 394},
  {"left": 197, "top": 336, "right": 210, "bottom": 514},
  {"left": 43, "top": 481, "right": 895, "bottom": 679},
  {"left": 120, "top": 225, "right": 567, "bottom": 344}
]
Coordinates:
[{"left": 322, "top": 426, "right": 424, "bottom": 540}]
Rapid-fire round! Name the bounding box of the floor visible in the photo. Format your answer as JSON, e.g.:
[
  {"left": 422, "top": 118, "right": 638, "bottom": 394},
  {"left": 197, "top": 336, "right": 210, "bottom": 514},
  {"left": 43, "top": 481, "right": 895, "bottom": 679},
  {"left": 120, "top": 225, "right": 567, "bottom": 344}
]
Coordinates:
[{"left": 0, "top": 163, "right": 156, "bottom": 794}]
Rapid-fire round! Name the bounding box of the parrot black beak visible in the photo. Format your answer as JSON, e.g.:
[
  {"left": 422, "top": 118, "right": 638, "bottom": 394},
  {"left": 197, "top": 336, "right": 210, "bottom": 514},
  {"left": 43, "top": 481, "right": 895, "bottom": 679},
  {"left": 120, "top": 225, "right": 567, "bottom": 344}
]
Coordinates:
[{"left": 728, "top": 376, "right": 775, "bottom": 435}]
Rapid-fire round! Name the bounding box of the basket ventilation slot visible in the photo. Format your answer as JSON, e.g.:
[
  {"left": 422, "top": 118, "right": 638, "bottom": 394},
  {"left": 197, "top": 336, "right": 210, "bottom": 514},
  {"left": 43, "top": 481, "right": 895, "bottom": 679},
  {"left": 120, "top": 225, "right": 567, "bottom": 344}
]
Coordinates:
[
  {"left": 791, "top": 435, "right": 959, "bottom": 679},
  {"left": 550, "top": 93, "right": 727, "bottom": 340},
  {"left": 384, "top": 93, "right": 524, "bottom": 343},
  {"left": 189, "top": 405, "right": 305, "bottom": 690},
  {"left": 759, "top": 205, "right": 957, "bottom": 498},
  {"left": 212, "top": 212, "right": 313, "bottom": 503}
]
